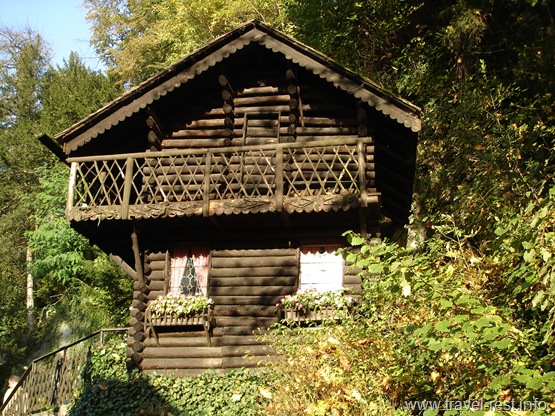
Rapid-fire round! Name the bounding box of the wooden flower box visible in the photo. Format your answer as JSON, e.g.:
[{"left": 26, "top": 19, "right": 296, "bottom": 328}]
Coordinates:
[
  {"left": 148, "top": 314, "right": 206, "bottom": 327},
  {"left": 284, "top": 307, "right": 342, "bottom": 323},
  {"left": 145, "top": 308, "right": 212, "bottom": 345}
]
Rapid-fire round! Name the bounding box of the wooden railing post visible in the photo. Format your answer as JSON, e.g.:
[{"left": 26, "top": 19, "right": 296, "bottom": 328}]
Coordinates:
[
  {"left": 203, "top": 152, "right": 212, "bottom": 217},
  {"left": 66, "top": 162, "right": 78, "bottom": 222},
  {"left": 357, "top": 139, "right": 368, "bottom": 208},
  {"left": 121, "top": 157, "right": 134, "bottom": 219},
  {"left": 275, "top": 146, "right": 284, "bottom": 212}
]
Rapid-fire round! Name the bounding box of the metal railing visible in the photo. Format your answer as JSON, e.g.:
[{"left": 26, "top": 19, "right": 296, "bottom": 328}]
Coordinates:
[
  {"left": 66, "top": 137, "right": 373, "bottom": 221},
  {"left": 0, "top": 328, "right": 126, "bottom": 416}
]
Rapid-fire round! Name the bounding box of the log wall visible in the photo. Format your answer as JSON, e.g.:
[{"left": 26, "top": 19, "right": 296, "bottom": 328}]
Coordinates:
[{"left": 137, "top": 248, "right": 299, "bottom": 375}]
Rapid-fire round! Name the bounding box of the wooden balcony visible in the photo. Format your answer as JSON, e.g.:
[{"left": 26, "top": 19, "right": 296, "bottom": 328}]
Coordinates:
[{"left": 66, "top": 137, "right": 378, "bottom": 223}]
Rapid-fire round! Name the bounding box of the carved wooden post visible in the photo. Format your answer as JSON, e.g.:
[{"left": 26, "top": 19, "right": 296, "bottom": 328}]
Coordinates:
[
  {"left": 357, "top": 140, "right": 368, "bottom": 208},
  {"left": 357, "top": 139, "right": 368, "bottom": 238},
  {"left": 66, "top": 162, "right": 77, "bottom": 221},
  {"left": 203, "top": 152, "right": 212, "bottom": 217},
  {"left": 276, "top": 146, "right": 284, "bottom": 212},
  {"left": 121, "top": 157, "right": 134, "bottom": 219}
]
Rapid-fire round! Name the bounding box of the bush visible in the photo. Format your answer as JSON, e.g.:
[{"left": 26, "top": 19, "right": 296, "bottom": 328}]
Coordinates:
[{"left": 69, "top": 341, "right": 272, "bottom": 416}]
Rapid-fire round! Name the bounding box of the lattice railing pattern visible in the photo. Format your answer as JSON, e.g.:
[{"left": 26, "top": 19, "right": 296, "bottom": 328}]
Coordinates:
[
  {"left": 0, "top": 329, "right": 126, "bottom": 416},
  {"left": 67, "top": 138, "right": 373, "bottom": 219},
  {"left": 285, "top": 144, "right": 360, "bottom": 197}
]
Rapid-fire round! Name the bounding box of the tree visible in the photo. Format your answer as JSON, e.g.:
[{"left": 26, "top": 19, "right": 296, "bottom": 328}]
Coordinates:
[
  {"left": 0, "top": 26, "right": 126, "bottom": 383},
  {"left": 27, "top": 53, "right": 129, "bottom": 337},
  {"left": 0, "top": 26, "right": 53, "bottom": 380},
  {"left": 84, "top": 0, "right": 290, "bottom": 85}
]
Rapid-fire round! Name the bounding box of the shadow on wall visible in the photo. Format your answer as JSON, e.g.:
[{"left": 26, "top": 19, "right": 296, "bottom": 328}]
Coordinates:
[{"left": 67, "top": 342, "right": 270, "bottom": 416}]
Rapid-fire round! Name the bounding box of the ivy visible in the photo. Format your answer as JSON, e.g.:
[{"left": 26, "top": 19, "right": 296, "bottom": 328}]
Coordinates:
[{"left": 69, "top": 341, "right": 272, "bottom": 416}]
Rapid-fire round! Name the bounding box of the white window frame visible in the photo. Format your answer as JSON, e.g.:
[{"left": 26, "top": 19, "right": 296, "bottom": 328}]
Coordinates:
[{"left": 299, "top": 246, "right": 343, "bottom": 292}]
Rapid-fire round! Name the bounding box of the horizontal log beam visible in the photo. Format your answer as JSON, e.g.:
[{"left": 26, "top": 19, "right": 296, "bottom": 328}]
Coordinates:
[
  {"left": 209, "top": 285, "right": 296, "bottom": 297},
  {"left": 210, "top": 256, "right": 297, "bottom": 268},
  {"left": 162, "top": 138, "right": 231, "bottom": 148},
  {"left": 210, "top": 276, "right": 296, "bottom": 288},
  {"left": 214, "top": 316, "right": 278, "bottom": 327},
  {"left": 142, "top": 347, "right": 221, "bottom": 359},
  {"left": 221, "top": 335, "right": 268, "bottom": 346},
  {"left": 213, "top": 305, "right": 279, "bottom": 317},
  {"left": 209, "top": 295, "right": 284, "bottom": 306},
  {"left": 68, "top": 137, "right": 373, "bottom": 163},
  {"left": 144, "top": 336, "right": 223, "bottom": 348},
  {"left": 140, "top": 357, "right": 223, "bottom": 369},
  {"left": 212, "top": 249, "right": 296, "bottom": 257},
  {"left": 209, "top": 266, "right": 298, "bottom": 278}
]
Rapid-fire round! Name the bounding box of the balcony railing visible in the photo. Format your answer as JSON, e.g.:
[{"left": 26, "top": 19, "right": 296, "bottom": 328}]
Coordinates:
[{"left": 66, "top": 137, "right": 375, "bottom": 222}]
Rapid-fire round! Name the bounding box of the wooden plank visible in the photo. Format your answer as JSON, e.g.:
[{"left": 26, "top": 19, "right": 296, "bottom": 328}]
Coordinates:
[
  {"left": 162, "top": 138, "right": 231, "bottom": 148},
  {"left": 144, "top": 336, "right": 223, "bottom": 348},
  {"left": 215, "top": 316, "right": 278, "bottom": 327},
  {"left": 203, "top": 152, "right": 212, "bottom": 217},
  {"left": 147, "top": 290, "right": 164, "bottom": 300},
  {"left": 146, "top": 252, "right": 166, "bottom": 262},
  {"left": 221, "top": 335, "right": 268, "bottom": 346},
  {"left": 154, "top": 327, "right": 224, "bottom": 338},
  {"left": 209, "top": 296, "right": 284, "bottom": 306},
  {"left": 145, "top": 270, "right": 165, "bottom": 281},
  {"left": 140, "top": 357, "right": 223, "bottom": 369},
  {"left": 222, "top": 326, "right": 269, "bottom": 336},
  {"left": 210, "top": 276, "right": 296, "bottom": 287},
  {"left": 121, "top": 157, "right": 134, "bottom": 219},
  {"left": 209, "top": 285, "right": 295, "bottom": 297},
  {"left": 209, "top": 266, "right": 298, "bottom": 278},
  {"left": 213, "top": 305, "right": 278, "bottom": 317},
  {"left": 210, "top": 256, "right": 297, "bottom": 268},
  {"left": 276, "top": 147, "right": 284, "bottom": 212},
  {"left": 234, "top": 94, "right": 290, "bottom": 106},
  {"left": 212, "top": 248, "right": 296, "bottom": 257},
  {"left": 66, "top": 162, "right": 77, "bottom": 218},
  {"left": 67, "top": 137, "right": 372, "bottom": 163},
  {"left": 148, "top": 280, "right": 165, "bottom": 291},
  {"left": 142, "top": 368, "right": 225, "bottom": 377},
  {"left": 170, "top": 129, "right": 232, "bottom": 138},
  {"left": 237, "top": 85, "right": 284, "bottom": 96},
  {"left": 145, "top": 259, "right": 167, "bottom": 271},
  {"left": 343, "top": 274, "right": 362, "bottom": 286},
  {"left": 142, "top": 347, "right": 222, "bottom": 359}
]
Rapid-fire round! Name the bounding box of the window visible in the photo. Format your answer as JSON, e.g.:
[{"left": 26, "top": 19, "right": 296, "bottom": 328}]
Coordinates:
[
  {"left": 299, "top": 246, "right": 343, "bottom": 292},
  {"left": 169, "top": 247, "right": 210, "bottom": 295}
]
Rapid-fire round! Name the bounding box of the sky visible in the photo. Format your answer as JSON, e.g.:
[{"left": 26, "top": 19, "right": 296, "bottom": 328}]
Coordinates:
[{"left": 0, "top": 0, "right": 104, "bottom": 70}]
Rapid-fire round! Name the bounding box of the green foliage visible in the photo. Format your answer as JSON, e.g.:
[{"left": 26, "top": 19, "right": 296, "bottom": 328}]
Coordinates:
[
  {"left": 284, "top": 0, "right": 421, "bottom": 86},
  {"left": 70, "top": 341, "right": 271, "bottom": 416},
  {"left": 149, "top": 293, "right": 214, "bottom": 317},
  {"left": 84, "top": 0, "right": 290, "bottom": 85},
  {"left": 276, "top": 288, "right": 355, "bottom": 312},
  {"left": 343, "top": 214, "right": 554, "bottom": 413},
  {"left": 40, "top": 52, "right": 121, "bottom": 136},
  {"left": 265, "top": 322, "right": 401, "bottom": 416}
]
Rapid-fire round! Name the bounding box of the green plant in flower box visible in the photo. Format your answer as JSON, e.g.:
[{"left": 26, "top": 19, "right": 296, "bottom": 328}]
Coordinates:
[
  {"left": 276, "top": 288, "right": 355, "bottom": 313},
  {"left": 149, "top": 292, "right": 213, "bottom": 318}
]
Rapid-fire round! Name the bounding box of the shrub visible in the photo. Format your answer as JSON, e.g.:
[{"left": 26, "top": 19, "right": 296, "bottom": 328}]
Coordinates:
[
  {"left": 149, "top": 293, "right": 214, "bottom": 317},
  {"left": 69, "top": 341, "right": 271, "bottom": 416}
]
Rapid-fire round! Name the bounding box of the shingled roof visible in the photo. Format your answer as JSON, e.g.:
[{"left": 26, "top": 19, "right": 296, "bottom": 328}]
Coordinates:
[{"left": 55, "top": 20, "right": 420, "bottom": 155}]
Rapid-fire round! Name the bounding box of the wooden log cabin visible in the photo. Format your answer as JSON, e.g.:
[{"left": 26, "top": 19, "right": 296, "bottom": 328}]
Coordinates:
[{"left": 42, "top": 20, "right": 420, "bottom": 376}]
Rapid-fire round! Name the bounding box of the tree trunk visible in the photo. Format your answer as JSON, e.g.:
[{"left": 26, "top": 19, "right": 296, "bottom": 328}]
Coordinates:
[{"left": 26, "top": 246, "right": 35, "bottom": 337}]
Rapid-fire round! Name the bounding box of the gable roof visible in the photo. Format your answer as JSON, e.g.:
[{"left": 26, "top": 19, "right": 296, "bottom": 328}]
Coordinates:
[{"left": 56, "top": 20, "right": 420, "bottom": 155}]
